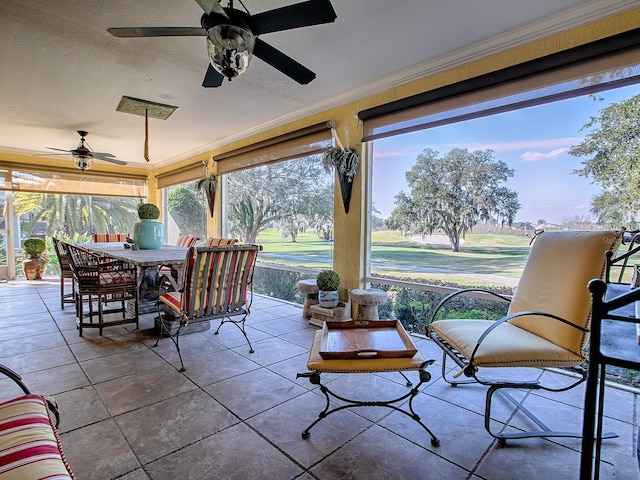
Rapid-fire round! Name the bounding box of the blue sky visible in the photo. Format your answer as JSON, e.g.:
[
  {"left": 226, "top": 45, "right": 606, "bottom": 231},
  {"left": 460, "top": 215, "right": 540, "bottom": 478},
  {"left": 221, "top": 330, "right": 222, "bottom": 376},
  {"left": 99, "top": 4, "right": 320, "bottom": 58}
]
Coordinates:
[{"left": 372, "top": 83, "right": 640, "bottom": 225}]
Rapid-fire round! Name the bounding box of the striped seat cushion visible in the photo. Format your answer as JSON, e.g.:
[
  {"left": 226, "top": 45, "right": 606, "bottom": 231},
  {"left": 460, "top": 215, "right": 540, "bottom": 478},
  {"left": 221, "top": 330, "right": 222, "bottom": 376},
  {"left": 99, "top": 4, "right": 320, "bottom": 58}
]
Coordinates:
[
  {"left": 92, "top": 233, "right": 129, "bottom": 243},
  {"left": 0, "top": 394, "right": 75, "bottom": 479}
]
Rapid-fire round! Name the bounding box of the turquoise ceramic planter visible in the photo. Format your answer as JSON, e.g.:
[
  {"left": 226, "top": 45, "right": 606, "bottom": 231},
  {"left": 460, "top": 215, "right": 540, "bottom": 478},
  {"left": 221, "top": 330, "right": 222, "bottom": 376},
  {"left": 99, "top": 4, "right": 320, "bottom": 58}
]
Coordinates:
[{"left": 134, "top": 219, "right": 164, "bottom": 250}]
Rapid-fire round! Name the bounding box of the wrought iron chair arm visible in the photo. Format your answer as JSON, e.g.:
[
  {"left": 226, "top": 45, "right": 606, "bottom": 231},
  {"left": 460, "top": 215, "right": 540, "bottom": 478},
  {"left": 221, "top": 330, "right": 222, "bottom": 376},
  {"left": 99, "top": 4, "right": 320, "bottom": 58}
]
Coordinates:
[
  {"left": 0, "top": 363, "right": 31, "bottom": 395},
  {"left": 468, "top": 310, "right": 588, "bottom": 365}
]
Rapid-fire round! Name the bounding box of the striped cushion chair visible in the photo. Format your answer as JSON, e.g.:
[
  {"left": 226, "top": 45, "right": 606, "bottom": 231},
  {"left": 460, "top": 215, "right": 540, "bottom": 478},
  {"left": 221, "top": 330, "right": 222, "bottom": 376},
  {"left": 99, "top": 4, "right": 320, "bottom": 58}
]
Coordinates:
[
  {"left": 158, "top": 235, "right": 199, "bottom": 277},
  {"left": 204, "top": 237, "right": 238, "bottom": 247},
  {"left": 157, "top": 244, "right": 261, "bottom": 371},
  {"left": 0, "top": 364, "right": 75, "bottom": 479},
  {"left": 92, "top": 233, "right": 130, "bottom": 243}
]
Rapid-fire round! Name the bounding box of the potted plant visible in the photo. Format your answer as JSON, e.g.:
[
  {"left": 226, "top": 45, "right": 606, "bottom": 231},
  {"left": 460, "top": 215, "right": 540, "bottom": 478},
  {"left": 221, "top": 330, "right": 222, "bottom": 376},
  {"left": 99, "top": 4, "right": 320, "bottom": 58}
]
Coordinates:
[
  {"left": 134, "top": 202, "right": 164, "bottom": 250},
  {"left": 196, "top": 165, "right": 217, "bottom": 218},
  {"left": 22, "top": 237, "right": 48, "bottom": 280},
  {"left": 322, "top": 145, "right": 360, "bottom": 214},
  {"left": 316, "top": 269, "right": 340, "bottom": 308}
]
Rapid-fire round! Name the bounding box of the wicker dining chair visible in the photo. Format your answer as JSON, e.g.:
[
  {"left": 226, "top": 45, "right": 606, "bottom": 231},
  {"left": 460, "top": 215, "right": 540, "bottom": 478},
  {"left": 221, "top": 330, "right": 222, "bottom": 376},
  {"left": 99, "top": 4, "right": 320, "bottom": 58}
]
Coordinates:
[
  {"left": 65, "top": 243, "right": 139, "bottom": 336},
  {"left": 52, "top": 237, "right": 75, "bottom": 310}
]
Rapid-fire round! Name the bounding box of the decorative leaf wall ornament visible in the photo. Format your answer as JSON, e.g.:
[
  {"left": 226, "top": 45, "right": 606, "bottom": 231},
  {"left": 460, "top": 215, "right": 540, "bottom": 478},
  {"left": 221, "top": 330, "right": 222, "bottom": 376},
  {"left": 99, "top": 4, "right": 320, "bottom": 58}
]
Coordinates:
[
  {"left": 196, "top": 160, "right": 217, "bottom": 218},
  {"left": 321, "top": 145, "right": 360, "bottom": 214}
]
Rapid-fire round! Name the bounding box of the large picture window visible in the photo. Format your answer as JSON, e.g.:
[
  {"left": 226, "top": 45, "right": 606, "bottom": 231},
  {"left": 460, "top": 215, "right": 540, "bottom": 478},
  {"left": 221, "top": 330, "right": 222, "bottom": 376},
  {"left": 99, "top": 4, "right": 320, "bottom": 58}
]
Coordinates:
[{"left": 362, "top": 32, "right": 640, "bottom": 333}]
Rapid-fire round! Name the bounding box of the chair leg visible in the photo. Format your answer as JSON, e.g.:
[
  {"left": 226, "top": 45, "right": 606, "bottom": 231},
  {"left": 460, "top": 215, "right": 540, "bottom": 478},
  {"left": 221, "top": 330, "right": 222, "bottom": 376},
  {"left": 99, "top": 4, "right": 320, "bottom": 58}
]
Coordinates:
[
  {"left": 215, "top": 314, "right": 254, "bottom": 353},
  {"left": 60, "top": 276, "right": 65, "bottom": 310},
  {"left": 484, "top": 383, "right": 618, "bottom": 444}
]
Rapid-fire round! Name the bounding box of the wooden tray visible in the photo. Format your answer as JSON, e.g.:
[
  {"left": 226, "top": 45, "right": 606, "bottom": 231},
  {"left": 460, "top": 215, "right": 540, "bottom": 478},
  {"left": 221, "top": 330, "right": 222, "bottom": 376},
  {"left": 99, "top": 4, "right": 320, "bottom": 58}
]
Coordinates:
[{"left": 319, "top": 320, "right": 417, "bottom": 359}]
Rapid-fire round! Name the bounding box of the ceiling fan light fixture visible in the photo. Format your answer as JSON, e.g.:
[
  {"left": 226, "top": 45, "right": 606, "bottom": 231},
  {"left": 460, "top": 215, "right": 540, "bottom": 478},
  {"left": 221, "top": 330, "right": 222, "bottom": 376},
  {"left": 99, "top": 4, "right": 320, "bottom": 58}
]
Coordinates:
[
  {"left": 206, "top": 24, "right": 255, "bottom": 81},
  {"left": 72, "top": 153, "right": 93, "bottom": 172}
]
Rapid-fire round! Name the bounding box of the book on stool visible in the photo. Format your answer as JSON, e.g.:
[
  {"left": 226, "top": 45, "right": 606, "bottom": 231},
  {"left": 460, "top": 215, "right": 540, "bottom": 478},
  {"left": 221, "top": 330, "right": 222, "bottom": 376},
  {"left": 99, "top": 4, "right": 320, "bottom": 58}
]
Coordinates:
[{"left": 309, "top": 301, "right": 351, "bottom": 327}]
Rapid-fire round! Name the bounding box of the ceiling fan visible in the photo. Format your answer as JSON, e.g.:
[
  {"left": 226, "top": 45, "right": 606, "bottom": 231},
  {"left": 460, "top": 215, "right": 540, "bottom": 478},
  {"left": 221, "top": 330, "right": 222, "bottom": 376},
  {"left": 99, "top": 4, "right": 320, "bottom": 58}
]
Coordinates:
[
  {"left": 107, "top": 0, "right": 337, "bottom": 87},
  {"left": 45, "top": 130, "right": 126, "bottom": 172}
]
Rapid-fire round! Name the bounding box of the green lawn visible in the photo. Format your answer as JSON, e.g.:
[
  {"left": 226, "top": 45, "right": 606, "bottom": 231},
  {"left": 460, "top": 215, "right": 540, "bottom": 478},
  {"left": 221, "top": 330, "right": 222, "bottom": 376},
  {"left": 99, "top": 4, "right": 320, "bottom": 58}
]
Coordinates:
[{"left": 255, "top": 228, "right": 531, "bottom": 289}]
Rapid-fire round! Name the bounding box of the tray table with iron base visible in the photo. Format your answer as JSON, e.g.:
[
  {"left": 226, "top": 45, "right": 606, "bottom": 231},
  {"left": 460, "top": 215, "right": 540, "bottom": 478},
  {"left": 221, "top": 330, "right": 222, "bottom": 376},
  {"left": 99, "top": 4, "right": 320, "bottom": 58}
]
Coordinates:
[{"left": 297, "top": 321, "right": 440, "bottom": 446}]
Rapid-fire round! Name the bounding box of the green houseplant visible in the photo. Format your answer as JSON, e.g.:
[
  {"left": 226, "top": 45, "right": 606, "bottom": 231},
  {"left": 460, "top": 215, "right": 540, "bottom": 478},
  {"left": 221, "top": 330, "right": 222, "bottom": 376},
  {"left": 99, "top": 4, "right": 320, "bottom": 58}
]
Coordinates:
[
  {"left": 322, "top": 146, "right": 360, "bottom": 214},
  {"left": 317, "top": 269, "right": 340, "bottom": 308},
  {"left": 22, "top": 237, "right": 48, "bottom": 280},
  {"left": 134, "top": 202, "right": 164, "bottom": 249}
]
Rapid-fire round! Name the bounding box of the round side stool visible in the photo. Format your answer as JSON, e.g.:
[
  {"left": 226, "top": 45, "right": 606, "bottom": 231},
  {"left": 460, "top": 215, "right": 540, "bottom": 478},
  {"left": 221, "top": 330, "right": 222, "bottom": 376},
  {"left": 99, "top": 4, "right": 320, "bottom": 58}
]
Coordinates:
[
  {"left": 350, "top": 288, "right": 388, "bottom": 320},
  {"left": 298, "top": 279, "right": 319, "bottom": 319}
]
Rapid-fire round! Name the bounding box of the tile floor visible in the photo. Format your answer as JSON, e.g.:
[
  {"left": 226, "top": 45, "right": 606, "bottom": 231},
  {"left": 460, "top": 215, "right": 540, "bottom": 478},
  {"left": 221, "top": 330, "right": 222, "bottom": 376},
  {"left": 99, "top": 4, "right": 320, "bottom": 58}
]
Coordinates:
[{"left": 1, "top": 277, "right": 639, "bottom": 480}]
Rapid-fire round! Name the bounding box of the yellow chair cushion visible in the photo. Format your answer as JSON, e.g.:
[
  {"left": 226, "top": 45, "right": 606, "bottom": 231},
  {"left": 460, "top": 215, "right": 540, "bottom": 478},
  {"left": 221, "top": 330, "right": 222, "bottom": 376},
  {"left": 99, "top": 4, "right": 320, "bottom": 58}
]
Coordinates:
[{"left": 430, "top": 319, "right": 586, "bottom": 368}]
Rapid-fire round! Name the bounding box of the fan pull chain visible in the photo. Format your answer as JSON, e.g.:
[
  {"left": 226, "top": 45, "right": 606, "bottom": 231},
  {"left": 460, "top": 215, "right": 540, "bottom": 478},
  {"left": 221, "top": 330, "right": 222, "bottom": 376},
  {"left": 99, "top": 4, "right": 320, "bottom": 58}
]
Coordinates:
[{"left": 144, "top": 109, "right": 150, "bottom": 162}]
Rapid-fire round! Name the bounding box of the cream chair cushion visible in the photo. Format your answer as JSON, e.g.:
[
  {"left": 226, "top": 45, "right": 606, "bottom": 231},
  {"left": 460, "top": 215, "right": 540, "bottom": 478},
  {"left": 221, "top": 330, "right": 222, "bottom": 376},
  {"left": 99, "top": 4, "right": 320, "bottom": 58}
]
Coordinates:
[{"left": 508, "top": 230, "right": 619, "bottom": 354}]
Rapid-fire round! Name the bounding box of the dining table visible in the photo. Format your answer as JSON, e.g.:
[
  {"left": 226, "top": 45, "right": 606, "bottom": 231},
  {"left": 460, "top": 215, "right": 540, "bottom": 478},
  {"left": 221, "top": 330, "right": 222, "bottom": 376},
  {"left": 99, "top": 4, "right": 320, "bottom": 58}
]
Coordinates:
[{"left": 80, "top": 242, "right": 188, "bottom": 313}]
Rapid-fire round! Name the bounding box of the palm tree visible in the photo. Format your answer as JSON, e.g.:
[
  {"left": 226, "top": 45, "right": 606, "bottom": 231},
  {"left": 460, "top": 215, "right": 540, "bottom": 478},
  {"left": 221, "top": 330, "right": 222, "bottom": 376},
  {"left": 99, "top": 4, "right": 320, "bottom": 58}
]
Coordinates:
[{"left": 13, "top": 192, "right": 138, "bottom": 237}]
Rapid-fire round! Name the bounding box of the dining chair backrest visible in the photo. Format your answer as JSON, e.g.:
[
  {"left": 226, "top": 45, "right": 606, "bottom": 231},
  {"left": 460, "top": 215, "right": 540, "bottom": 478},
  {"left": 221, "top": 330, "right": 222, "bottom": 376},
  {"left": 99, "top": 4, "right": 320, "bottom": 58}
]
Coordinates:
[
  {"left": 92, "top": 233, "right": 130, "bottom": 243},
  {"left": 178, "top": 244, "right": 259, "bottom": 318},
  {"left": 175, "top": 235, "right": 198, "bottom": 248},
  {"left": 204, "top": 237, "right": 238, "bottom": 247}
]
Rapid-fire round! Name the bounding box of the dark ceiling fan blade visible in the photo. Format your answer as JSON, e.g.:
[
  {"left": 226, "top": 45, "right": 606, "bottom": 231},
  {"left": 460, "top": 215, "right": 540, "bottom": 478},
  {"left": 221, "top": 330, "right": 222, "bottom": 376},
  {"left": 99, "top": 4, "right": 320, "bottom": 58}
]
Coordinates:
[
  {"left": 202, "top": 64, "right": 224, "bottom": 87},
  {"left": 195, "top": 0, "right": 227, "bottom": 17},
  {"left": 46, "top": 147, "right": 73, "bottom": 153},
  {"left": 108, "top": 27, "right": 205, "bottom": 38},
  {"left": 93, "top": 153, "right": 127, "bottom": 165},
  {"left": 250, "top": 0, "right": 337, "bottom": 36},
  {"left": 253, "top": 38, "right": 315, "bottom": 85}
]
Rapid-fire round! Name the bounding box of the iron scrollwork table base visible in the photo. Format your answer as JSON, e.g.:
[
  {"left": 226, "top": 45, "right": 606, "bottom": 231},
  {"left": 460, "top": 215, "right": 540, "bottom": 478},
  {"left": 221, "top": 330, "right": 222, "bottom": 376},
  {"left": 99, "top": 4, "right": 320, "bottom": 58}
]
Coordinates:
[{"left": 297, "top": 330, "right": 440, "bottom": 446}]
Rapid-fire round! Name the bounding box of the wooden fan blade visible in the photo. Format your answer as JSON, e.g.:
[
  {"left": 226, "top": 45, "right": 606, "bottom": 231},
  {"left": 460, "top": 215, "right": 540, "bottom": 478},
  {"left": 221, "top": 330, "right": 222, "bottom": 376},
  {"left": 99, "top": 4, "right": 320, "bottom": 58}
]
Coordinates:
[
  {"left": 195, "top": 0, "right": 227, "bottom": 17},
  {"left": 93, "top": 153, "right": 127, "bottom": 166},
  {"left": 108, "top": 27, "right": 205, "bottom": 38},
  {"left": 253, "top": 38, "right": 315, "bottom": 85},
  {"left": 250, "top": 0, "right": 337, "bottom": 36},
  {"left": 202, "top": 64, "right": 224, "bottom": 88},
  {"left": 46, "top": 147, "right": 72, "bottom": 153}
]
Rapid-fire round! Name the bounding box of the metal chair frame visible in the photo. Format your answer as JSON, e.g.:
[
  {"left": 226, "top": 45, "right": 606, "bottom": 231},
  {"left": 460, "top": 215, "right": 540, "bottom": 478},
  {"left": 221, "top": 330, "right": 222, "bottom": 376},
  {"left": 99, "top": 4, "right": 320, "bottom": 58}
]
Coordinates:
[{"left": 428, "top": 230, "right": 621, "bottom": 443}]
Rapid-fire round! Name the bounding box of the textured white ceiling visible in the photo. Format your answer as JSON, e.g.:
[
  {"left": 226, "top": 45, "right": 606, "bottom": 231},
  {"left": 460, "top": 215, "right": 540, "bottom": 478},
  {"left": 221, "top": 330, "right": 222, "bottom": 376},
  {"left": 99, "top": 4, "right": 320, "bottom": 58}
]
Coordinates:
[{"left": 0, "top": 0, "right": 635, "bottom": 170}]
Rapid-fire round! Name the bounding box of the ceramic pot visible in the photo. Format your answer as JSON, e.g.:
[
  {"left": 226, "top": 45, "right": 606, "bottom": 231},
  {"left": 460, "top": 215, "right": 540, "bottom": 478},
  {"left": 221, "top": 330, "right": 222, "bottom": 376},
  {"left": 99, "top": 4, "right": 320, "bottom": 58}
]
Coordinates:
[
  {"left": 134, "top": 219, "right": 164, "bottom": 250},
  {"left": 23, "top": 257, "right": 47, "bottom": 280},
  {"left": 318, "top": 290, "right": 339, "bottom": 308}
]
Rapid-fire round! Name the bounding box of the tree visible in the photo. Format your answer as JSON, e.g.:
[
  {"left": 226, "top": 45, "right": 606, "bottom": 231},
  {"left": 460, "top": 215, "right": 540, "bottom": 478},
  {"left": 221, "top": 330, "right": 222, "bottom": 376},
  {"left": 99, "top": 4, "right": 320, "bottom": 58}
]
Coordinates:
[
  {"left": 167, "top": 185, "right": 206, "bottom": 238},
  {"left": 386, "top": 148, "right": 520, "bottom": 252},
  {"left": 13, "top": 193, "right": 137, "bottom": 237},
  {"left": 226, "top": 155, "right": 332, "bottom": 243},
  {"left": 570, "top": 93, "right": 640, "bottom": 227}
]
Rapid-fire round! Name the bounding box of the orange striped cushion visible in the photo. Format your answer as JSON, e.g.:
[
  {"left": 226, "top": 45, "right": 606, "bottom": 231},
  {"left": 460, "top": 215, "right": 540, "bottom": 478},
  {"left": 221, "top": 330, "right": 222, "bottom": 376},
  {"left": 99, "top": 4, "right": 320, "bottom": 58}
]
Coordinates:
[
  {"left": 204, "top": 237, "right": 237, "bottom": 247},
  {"left": 0, "top": 394, "right": 74, "bottom": 479},
  {"left": 92, "top": 233, "right": 129, "bottom": 243},
  {"left": 175, "top": 236, "right": 197, "bottom": 247},
  {"left": 158, "top": 291, "right": 182, "bottom": 314}
]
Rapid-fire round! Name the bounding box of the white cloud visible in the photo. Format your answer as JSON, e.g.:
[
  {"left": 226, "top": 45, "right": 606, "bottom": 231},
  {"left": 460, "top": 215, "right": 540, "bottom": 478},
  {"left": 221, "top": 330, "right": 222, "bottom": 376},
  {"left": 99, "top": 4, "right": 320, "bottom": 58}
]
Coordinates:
[
  {"left": 520, "top": 147, "right": 570, "bottom": 163},
  {"left": 447, "top": 137, "right": 582, "bottom": 153}
]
